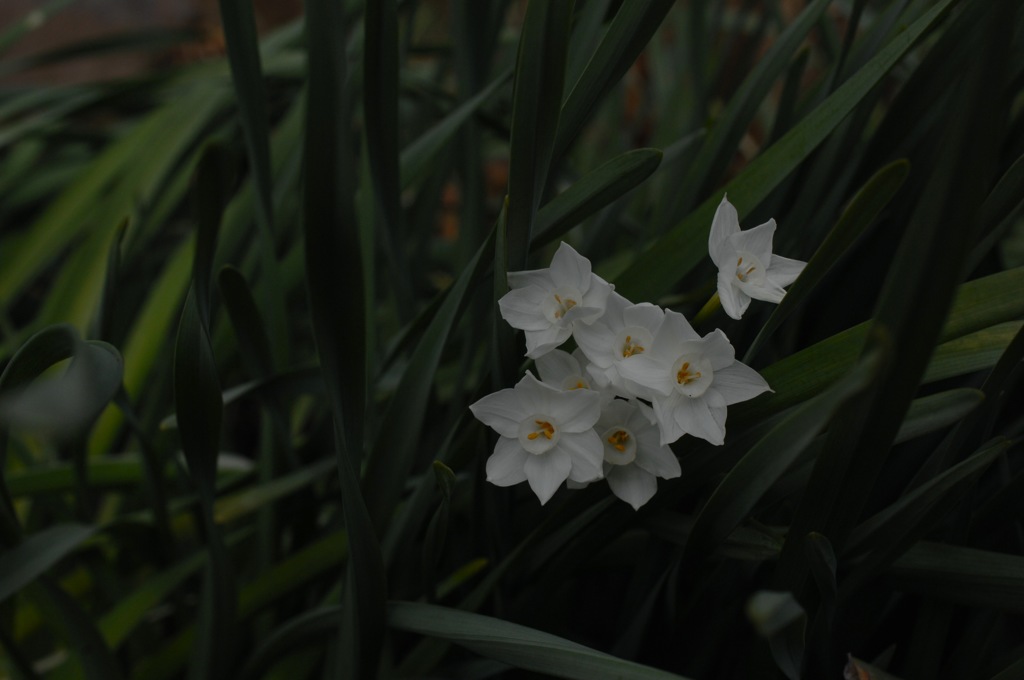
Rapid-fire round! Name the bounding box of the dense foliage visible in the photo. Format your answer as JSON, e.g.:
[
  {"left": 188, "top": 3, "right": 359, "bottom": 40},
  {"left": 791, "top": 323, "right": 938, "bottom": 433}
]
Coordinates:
[{"left": 1, "top": 1, "right": 1023, "bottom": 678}]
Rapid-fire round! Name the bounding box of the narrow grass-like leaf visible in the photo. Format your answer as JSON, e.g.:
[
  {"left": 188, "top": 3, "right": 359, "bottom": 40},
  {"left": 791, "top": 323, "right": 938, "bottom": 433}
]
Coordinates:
[
  {"left": 304, "top": 0, "right": 385, "bottom": 674},
  {"left": 844, "top": 437, "right": 1009, "bottom": 564},
  {"left": 777, "top": 10, "right": 1011, "bottom": 642},
  {"left": 31, "top": 579, "right": 124, "bottom": 680},
  {"left": 217, "top": 266, "right": 274, "bottom": 379},
  {"left": 888, "top": 542, "right": 1024, "bottom": 614},
  {"left": 238, "top": 607, "right": 343, "bottom": 680},
  {"left": 685, "top": 349, "right": 881, "bottom": 564},
  {"left": 399, "top": 69, "right": 511, "bottom": 190},
  {"left": 387, "top": 601, "right": 691, "bottom": 680},
  {"left": 733, "top": 267, "right": 1024, "bottom": 423},
  {"left": 364, "top": 231, "right": 494, "bottom": 531},
  {"left": 894, "top": 388, "right": 985, "bottom": 444},
  {"left": 614, "top": 0, "right": 956, "bottom": 301},
  {"left": 678, "top": 0, "right": 830, "bottom": 214},
  {"left": 553, "top": 0, "right": 675, "bottom": 161},
  {"left": 532, "top": 148, "right": 663, "bottom": 248},
  {"left": 505, "top": 0, "right": 574, "bottom": 270},
  {"left": 95, "top": 218, "right": 127, "bottom": 342},
  {"left": 0, "top": 524, "right": 96, "bottom": 603},
  {"left": 746, "top": 159, "right": 910, "bottom": 361}
]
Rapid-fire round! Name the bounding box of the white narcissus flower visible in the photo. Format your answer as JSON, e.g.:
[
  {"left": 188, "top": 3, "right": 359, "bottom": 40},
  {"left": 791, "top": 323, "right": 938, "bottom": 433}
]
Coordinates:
[
  {"left": 619, "top": 310, "right": 771, "bottom": 446},
  {"left": 595, "top": 399, "right": 680, "bottom": 510},
  {"left": 535, "top": 348, "right": 615, "bottom": 406},
  {"left": 469, "top": 372, "right": 604, "bottom": 505},
  {"left": 498, "top": 242, "right": 614, "bottom": 359},
  {"left": 709, "top": 195, "right": 806, "bottom": 320},
  {"left": 572, "top": 292, "right": 665, "bottom": 396}
]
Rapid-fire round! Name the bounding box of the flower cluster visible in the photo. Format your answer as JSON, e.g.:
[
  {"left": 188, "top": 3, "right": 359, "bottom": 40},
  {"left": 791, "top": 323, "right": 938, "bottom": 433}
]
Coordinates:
[{"left": 470, "top": 196, "right": 804, "bottom": 509}]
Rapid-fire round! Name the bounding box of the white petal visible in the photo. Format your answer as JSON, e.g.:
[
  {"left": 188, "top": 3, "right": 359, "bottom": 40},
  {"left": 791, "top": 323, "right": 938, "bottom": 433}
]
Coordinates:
[
  {"left": 469, "top": 387, "right": 524, "bottom": 438},
  {"left": 561, "top": 303, "right": 605, "bottom": 326},
  {"left": 524, "top": 448, "right": 572, "bottom": 504},
  {"left": 524, "top": 324, "right": 572, "bottom": 359},
  {"left": 485, "top": 437, "right": 529, "bottom": 486},
  {"left": 574, "top": 321, "right": 618, "bottom": 367},
  {"left": 498, "top": 286, "right": 550, "bottom": 331},
  {"left": 633, "top": 428, "right": 681, "bottom": 479},
  {"left": 766, "top": 254, "right": 806, "bottom": 288},
  {"left": 559, "top": 430, "right": 605, "bottom": 483},
  {"left": 717, "top": 272, "right": 751, "bottom": 320},
  {"left": 730, "top": 218, "right": 776, "bottom": 263},
  {"left": 700, "top": 328, "right": 736, "bottom": 371},
  {"left": 618, "top": 355, "right": 674, "bottom": 398},
  {"left": 712, "top": 362, "right": 772, "bottom": 405},
  {"left": 652, "top": 395, "right": 686, "bottom": 445},
  {"left": 655, "top": 309, "right": 700, "bottom": 346},
  {"left": 535, "top": 348, "right": 582, "bottom": 387},
  {"left": 579, "top": 273, "right": 614, "bottom": 316},
  {"left": 549, "top": 388, "right": 602, "bottom": 433},
  {"left": 549, "top": 242, "right": 592, "bottom": 290},
  {"left": 737, "top": 276, "right": 787, "bottom": 304},
  {"left": 670, "top": 394, "right": 725, "bottom": 446},
  {"left": 595, "top": 399, "right": 636, "bottom": 432},
  {"left": 709, "top": 194, "right": 740, "bottom": 267},
  {"left": 606, "top": 464, "right": 658, "bottom": 510},
  {"left": 622, "top": 302, "right": 665, "bottom": 333}
]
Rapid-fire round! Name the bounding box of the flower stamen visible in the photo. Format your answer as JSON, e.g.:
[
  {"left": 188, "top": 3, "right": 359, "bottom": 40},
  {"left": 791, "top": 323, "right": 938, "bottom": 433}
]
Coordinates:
[
  {"left": 607, "top": 429, "right": 630, "bottom": 452},
  {"left": 552, "top": 294, "right": 578, "bottom": 319},
  {"left": 676, "top": 361, "right": 702, "bottom": 385},
  {"left": 527, "top": 420, "right": 556, "bottom": 440},
  {"left": 621, "top": 334, "right": 645, "bottom": 358}
]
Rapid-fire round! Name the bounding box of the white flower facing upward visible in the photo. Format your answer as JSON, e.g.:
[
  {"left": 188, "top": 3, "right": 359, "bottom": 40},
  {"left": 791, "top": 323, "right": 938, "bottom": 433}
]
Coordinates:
[
  {"left": 572, "top": 292, "right": 665, "bottom": 396},
  {"left": 619, "top": 309, "right": 771, "bottom": 446},
  {"left": 594, "top": 399, "right": 680, "bottom": 510},
  {"left": 709, "top": 195, "right": 806, "bottom": 320},
  {"left": 469, "top": 372, "right": 604, "bottom": 505},
  {"left": 498, "top": 242, "right": 614, "bottom": 358}
]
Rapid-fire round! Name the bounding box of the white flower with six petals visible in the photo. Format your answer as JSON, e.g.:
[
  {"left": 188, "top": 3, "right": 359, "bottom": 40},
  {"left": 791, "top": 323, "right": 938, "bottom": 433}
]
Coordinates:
[
  {"left": 594, "top": 399, "right": 681, "bottom": 510},
  {"left": 709, "top": 195, "right": 806, "bottom": 320},
  {"left": 469, "top": 372, "right": 605, "bottom": 505},
  {"left": 498, "top": 242, "right": 614, "bottom": 358},
  {"left": 618, "top": 309, "right": 772, "bottom": 446}
]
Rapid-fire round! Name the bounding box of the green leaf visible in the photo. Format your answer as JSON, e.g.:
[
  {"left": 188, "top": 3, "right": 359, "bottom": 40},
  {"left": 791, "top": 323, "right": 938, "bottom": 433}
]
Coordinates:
[
  {"left": 894, "top": 388, "right": 985, "bottom": 444},
  {"left": 532, "top": 148, "right": 663, "bottom": 248},
  {"left": 554, "top": 0, "right": 675, "bottom": 161},
  {"left": 363, "top": 230, "right": 494, "bottom": 531},
  {"left": 0, "top": 326, "right": 123, "bottom": 441},
  {"left": 746, "top": 159, "right": 910, "bottom": 361},
  {"left": 217, "top": 266, "right": 274, "bottom": 379},
  {"left": 399, "top": 69, "right": 512, "bottom": 190},
  {"left": 684, "top": 349, "right": 881, "bottom": 564},
  {"left": 844, "top": 438, "right": 1009, "bottom": 566},
  {"left": 505, "top": 0, "right": 575, "bottom": 270},
  {"left": 303, "top": 0, "right": 385, "bottom": 675},
  {"left": 387, "top": 601, "right": 691, "bottom": 680},
  {"left": 614, "top": 0, "right": 957, "bottom": 300},
  {"left": 0, "top": 524, "right": 96, "bottom": 603},
  {"left": 888, "top": 542, "right": 1024, "bottom": 614},
  {"left": 679, "top": 0, "right": 831, "bottom": 213}
]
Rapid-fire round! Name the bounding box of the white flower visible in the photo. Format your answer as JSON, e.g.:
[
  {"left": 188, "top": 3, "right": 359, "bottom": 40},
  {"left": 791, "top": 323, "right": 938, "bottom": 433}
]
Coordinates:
[
  {"left": 535, "top": 348, "right": 615, "bottom": 405},
  {"left": 618, "top": 309, "right": 771, "bottom": 446},
  {"left": 498, "top": 242, "right": 614, "bottom": 358},
  {"left": 594, "top": 399, "right": 680, "bottom": 510},
  {"left": 709, "top": 195, "right": 806, "bottom": 320},
  {"left": 469, "top": 372, "right": 605, "bottom": 504},
  {"left": 572, "top": 292, "right": 665, "bottom": 396}
]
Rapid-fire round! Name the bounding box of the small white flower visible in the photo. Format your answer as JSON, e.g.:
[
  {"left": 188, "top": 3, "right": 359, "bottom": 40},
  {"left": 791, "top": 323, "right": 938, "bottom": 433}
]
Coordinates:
[
  {"left": 498, "top": 242, "right": 614, "bottom": 358},
  {"left": 619, "top": 309, "right": 771, "bottom": 446},
  {"left": 572, "top": 292, "right": 665, "bottom": 396},
  {"left": 535, "top": 348, "right": 615, "bottom": 405},
  {"left": 469, "top": 372, "right": 605, "bottom": 504},
  {"left": 595, "top": 399, "right": 680, "bottom": 510},
  {"left": 709, "top": 195, "right": 806, "bottom": 320}
]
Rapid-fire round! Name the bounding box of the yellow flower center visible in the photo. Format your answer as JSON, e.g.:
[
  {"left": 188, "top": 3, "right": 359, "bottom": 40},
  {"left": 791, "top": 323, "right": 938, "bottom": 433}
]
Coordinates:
[
  {"left": 736, "top": 256, "right": 757, "bottom": 282},
  {"left": 526, "top": 420, "right": 556, "bottom": 440},
  {"left": 621, "top": 335, "right": 645, "bottom": 358},
  {"left": 607, "top": 429, "right": 631, "bottom": 452},
  {"left": 676, "top": 361, "right": 702, "bottom": 385},
  {"left": 553, "top": 294, "right": 578, "bottom": 319}
]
